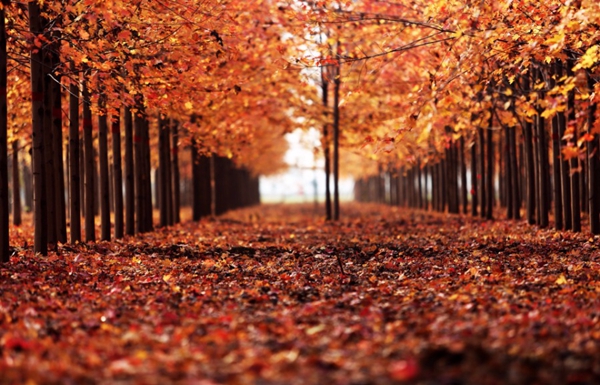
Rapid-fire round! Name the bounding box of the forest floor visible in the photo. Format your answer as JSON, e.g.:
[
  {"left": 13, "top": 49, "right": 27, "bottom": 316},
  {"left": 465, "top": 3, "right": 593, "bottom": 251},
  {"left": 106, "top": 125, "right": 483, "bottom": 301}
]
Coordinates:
[{"left": 2, "top": 203, "right": 600, "bottom": 384}]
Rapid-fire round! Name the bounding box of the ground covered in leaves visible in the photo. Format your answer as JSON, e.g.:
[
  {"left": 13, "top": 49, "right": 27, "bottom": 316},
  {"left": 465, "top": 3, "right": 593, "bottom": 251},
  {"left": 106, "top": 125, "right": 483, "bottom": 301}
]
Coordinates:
[{"left": 2, "top": 203, "right": 600, "bottom": 384}]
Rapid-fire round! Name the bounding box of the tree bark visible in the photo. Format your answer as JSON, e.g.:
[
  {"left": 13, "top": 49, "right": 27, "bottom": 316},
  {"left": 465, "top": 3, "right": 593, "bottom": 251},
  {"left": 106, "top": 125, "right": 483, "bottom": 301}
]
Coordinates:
[
  {"left": 82, "top": 78, "right": 95, "bottom": 242},
  {"left": 486, "top": 122, "right": 494, "bottom": 220},
  {"left": 29, "top": 1, "right": 47, "bottom": 255},
  {"left": 567, "top": 60, "right": 581, "bottom": 232},
  {"left": 0, "top": 6, "right": 7, "bottom": 262},
  {"left": 332, "top": 58, "right": 341, "bottom": 221},
  {"left": 124, "top": 106, "right": 134, "bottom": 235},
  {"left": 478, "top": 127, "right": 486, "bottom": 218},
  {"left": 321, "top": 64, "right": 332, "bottom": 220},
  {"left": 12, "top": 140, "right": 20, "bottom": 226},
  {"left": 68, "top": 61, "right": 81, "bottom": 243},
  {"left": 471, "top": 140, "right": 478, "bottom": 216},
  {"left": 98, "top": 95, "right": 111, "bottom": 240},
  {"left": 171, "top": 120, "right": 180, "bottom": 223},
  {"left": 112, "top": 112, "right": 123, "bottom": 239},
  {"left": 587, "top": 71, "right": 600, "bottom": 233}
]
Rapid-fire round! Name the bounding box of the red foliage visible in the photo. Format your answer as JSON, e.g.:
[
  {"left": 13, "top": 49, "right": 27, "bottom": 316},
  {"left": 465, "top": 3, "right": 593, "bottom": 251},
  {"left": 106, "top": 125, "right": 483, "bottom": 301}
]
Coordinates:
[{"left": 2, "top": 203, "right": 600, "bottom": 384}]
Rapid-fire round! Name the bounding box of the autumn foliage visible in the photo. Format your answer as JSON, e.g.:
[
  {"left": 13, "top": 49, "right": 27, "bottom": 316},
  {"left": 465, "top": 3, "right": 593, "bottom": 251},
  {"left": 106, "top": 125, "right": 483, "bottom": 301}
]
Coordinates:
[{"left": 2, "top": 203, "right": 600, "bottom": 384}]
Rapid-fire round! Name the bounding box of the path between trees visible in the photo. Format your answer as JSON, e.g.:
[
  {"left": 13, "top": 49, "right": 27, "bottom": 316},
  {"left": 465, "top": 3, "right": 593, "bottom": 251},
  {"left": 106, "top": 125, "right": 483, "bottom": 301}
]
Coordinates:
[{"left": 1, "top": 203, "right": 600, "bottom": 384}]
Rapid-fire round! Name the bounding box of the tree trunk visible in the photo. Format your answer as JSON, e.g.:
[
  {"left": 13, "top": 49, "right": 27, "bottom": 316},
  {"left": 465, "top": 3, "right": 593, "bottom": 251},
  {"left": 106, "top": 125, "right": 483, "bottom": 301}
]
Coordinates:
[
  {"left": 509, "top": 126, "right": 521, "bottom": 220},
  {"left": 523, "top": 118, "right": 536, "bottom": 224},
  {"left": 158, "top": 114, "right": 171, "bottom": 227},
  {"left": 471, "top": 140, "right": 478, "bottom": 216},
  {"left": 82, "top": 78, "right": 95, "bottom": 242},
  {"left": 171, "top": 120, "right": 180, "bottom": 223},
  {"left": 134, "top": 104, "right": 144, "bottom": 234},
  {"left": 321, "top": 64, "right": 332, "bottom": 220},
  {"left": 536, "top": 107, "right": 549, "bottom": 228},
  {"left": 0, "top": 6, "right": 7, "bottom": 262},
  {"left": 68, "top": 61, "right": 81, "bottom": 243},
  {"left": 587, "top": 71, "right": 600, "bottom": 234},
  {"left": 98, "top": 95, "right": 111, "bottom": 240},
  {"left": 124, "top": 106, "right": 134, "bottom": 235},
  {"left": 29, "top": 1, "right": 47, "bottom": 255},
  {"left": 505, "top": 127, "right": 514, "bottom": 219},
  {"left": 332, "top": 59, "right": 341, "bottom": 221},
  {"left": 567, "top": 60, "right": 581, "bottom": 232},
  {"left": 486, "top": 123, "right": 494, "bottom": 220},
  {"left": 12, "top": 140, "right": 20, "bottom": 226},
  {"left": 478, "top": 127, "right": 486, "bottom": 218},
  {"left": 112, "top": 112, "right": 123, "bottom": 239},
  {"left": 42, "top": 32, "right": 56, "bottom": 245},
  {"left": 460, "top": 137, "right": 468, "bottom": 214},
  {"left": 51, "top": 46, "right": 66, "bottom": 244}
]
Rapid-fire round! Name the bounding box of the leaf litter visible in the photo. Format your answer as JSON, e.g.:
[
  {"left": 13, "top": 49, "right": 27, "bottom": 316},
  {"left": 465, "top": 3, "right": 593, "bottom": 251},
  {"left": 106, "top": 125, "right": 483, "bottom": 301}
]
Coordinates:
[{"left": 2, "top": 203, "right": 600, "bottom": 384}]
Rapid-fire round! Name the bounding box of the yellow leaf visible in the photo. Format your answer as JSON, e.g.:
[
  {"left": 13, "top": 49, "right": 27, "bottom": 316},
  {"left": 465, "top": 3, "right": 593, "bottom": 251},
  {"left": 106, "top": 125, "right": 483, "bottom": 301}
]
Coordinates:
[
  {"left": 555, "top": 274, "right": 567, "bottom": 285},
  {"left": 162, "top": 274, "right": 172, "bottom": 283}
]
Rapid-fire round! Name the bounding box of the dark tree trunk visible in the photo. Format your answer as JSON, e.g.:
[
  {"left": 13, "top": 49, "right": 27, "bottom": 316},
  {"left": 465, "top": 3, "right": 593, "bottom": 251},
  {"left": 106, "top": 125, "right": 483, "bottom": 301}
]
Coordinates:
[
  {"left": 478, "top": 127, "right": 486, "bottom": 218},
  {"left": 82, "top": 79, "right": 95, "bottom": 242},
  {"left": 332, "top": 60, "right": 341, "bottom": 221},
  {"left": 112, "top": 113, "right": 123, "bottom": 239},
  {"left": 42, "top": 33, "right": 56, "bottom": 245},
  {"left": 471, "top": 140, "right": 478, "bottom": 216},
  {"left": 587, "top": 71, "right": 600, "bottom": 234},
  {"left": 508, "top": 126, "right": 521, "bottom": 220},
  {"left": 536, "top": 109, "right": 549, "bottom": 228},
  {"left": 68, "top": 61, "right": 81, "bottom": 243},
  {"left": 158, "top": 114, "right": 172, "bottom": 227},
  {"left": 556, "top": 65, "right": 572, "bottom": 230},
  {"left": 460, "top": 137, "right": 468, "bottom": 214},
  {"left": 0, "top": 6, "right": 7, "bottom": 262},
  {"left": 12, "top": 140, "right": 20, "bottom": 226},
  {"left": 134, "top": 104, "right": 144, "bottom": 233},
  {"left": 51, "top": 47, "right": 66, "bottom": 244},
  {"left": 523, "top": 118, "right": 536, "bottom": 225},
  {"left": 124, "top": 107, "right": 134, "bottom": 235},
  {"left": 505, "top": 127, "right": 514, "bottom": 219},
  {"left": 98, "top": 95, "right": 111, "bottom": 240},
  {"left": 142, "top": 116, "right": 153, "bottom": 232},
  {"left": 321, "top": 65, "right": 332, "bottom": 221},
  {"left": 171, "top": 120, "right": 180, "bottom": 223},
  {"left": 29, "top": 1, "right": 47, "bottom": 255},
  {"left": 486, "top": 122, "right": 494, "bottom": 220},
  {"left": 567, "top": 60, "right": 581, "bottom": 232}
]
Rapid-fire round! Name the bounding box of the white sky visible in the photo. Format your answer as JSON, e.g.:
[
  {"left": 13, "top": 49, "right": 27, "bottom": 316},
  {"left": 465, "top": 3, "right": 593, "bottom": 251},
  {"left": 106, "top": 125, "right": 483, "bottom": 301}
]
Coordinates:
[{"left": 259, "top": 128, "right": 354, "bottom": 203}]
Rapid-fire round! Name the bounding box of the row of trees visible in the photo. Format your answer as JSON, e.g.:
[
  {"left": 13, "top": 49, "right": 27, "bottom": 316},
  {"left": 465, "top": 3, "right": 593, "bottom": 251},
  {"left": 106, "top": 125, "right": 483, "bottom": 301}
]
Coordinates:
[{"left": 0, "top": 0, "right": 301, "bottom": 262}]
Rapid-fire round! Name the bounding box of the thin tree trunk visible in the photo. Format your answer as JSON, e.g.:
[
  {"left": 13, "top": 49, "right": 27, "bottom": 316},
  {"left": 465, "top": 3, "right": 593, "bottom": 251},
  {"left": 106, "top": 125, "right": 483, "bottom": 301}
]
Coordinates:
[
  {"left": 158, "top": 114, "right": 170, "bottom": 227},
  {"left": 68, "top": 61, "right": 81, "bottom": 243},
  {"left": 460, "top": 137, "right": 468, "bottom": 214},
  {"left": 112, "top": 112, "right": 123, "bottom": 239},
  {"left": 486, "top": 122, "right": 494, "bottom": 220},
  {"left": 124, "top": 106, "right": 134, "bottom": 235},
  {"left": 321, "top": 65, "right": 332, "bottom": 220},
  {"left": 478, "top": 127, "right": 486, "bottom": 218},
  {"left": 536, "top": 109, "right": 549, "bottom": 228},
  {"left": 523, "top": 117, "right": 536, "bottom": 224},
  {"left": 29, "top": 1, "right": 47, "bottom": 255},
  {"left": 171, "top": 119, "right": 180, "bottom": 223},
  {"left": 12, "top": 140, "right": 20, "bottom": 226},
  {"left": 471, "top": 140, "right": 478, "bottom": 216},
  {"left": 0, "top": 6, "right": 7, "bottom": 262},
  {"left": 587, "top": 71, "right": 600, "bottom": 233},
  {"left": 332, "top": 59, "right": 340, "bottom": 221},
  {"left": 42, "top": 33, "right": 56, "bottom": 245},
  {"left": 134, "top": 103, "right": 144, "bottom": 233},
  {"left": 567, "top": 60, "right": 581, "bottom": 232},
  {"left": 82, "top": 79, "right": 95, "bottom": 242},
  {"left": 509, "top": 127, "right": 521, "bottom": 220},
  {"left": 505, "top": 127, "right": 514, "bottom": 219},
  {"left": 51, "top": 45, "right": 66, "bottom": 244},
  {"left": 98, "top": 95, "right": 110, "bottom": 240}
]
